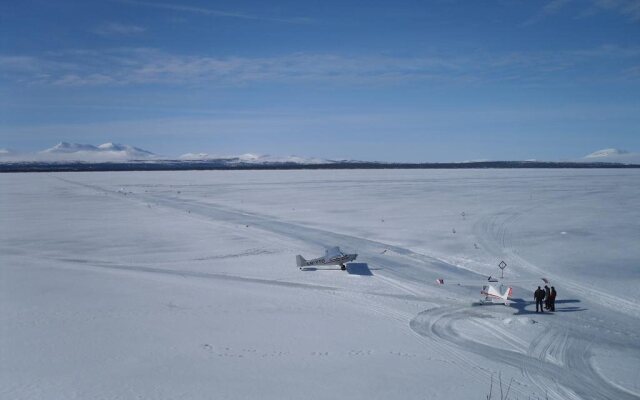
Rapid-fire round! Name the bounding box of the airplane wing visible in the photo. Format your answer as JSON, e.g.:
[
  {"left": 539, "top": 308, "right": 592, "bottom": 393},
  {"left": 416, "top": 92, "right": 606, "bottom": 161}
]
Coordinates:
[
  {"left": 497, "top": 277, "right": 550, "bottom": 285},
  {"left": 324, "top": 246, "right": 343, "bottom": 260},
  {"left": 435, "top": 276, "right": 550, "bottom": 285}
]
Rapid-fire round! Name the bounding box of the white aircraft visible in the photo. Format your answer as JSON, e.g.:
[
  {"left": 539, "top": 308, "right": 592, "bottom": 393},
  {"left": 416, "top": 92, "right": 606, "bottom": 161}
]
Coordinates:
[
  {"left": 435, "top": 276, "right": 514, "bottom": 305},
  {"left": 296, "top": 247, "right": 357, "bottom": 271},
  {"left": 480, "top": 284, "right": 513, "bottom": 305}
]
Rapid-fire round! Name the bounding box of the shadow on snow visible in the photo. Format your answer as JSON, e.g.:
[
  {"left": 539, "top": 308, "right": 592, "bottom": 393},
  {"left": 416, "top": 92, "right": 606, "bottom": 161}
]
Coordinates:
[
  {"left": 299, "top": 262, "right": 374, "bottom": 276},
  {"left": 508, "top": 298, "right": 587, "bottom": 315},
  {"left": 470, "top": 298, "right": 587, "bottom": 315}
]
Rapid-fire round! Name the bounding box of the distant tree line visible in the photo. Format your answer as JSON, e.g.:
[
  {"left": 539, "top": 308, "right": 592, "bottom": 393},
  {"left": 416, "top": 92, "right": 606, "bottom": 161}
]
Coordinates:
[{"left": 1, "top": 160, "right": 638, "bottom": 173}]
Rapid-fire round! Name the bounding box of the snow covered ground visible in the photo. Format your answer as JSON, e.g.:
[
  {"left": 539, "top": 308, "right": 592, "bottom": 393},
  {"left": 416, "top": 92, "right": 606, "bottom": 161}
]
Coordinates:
[{"left": 1, "top": 169, "right": 639, "bottom": 400}]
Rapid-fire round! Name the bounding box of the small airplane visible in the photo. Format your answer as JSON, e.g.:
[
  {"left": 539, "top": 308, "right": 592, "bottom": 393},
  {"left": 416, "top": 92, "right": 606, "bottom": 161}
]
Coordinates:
[
  {"left": 296, "top": 246, "right": 357, "bottom": 271},
  {"left": 480, "top": 276, "right": 554, "bottom": 305},
  {"left": 480, "top": 284, "right": 513, "bottom": 305},
  {"left": 436, "top": 276, "right": 514, "bottom": 305}
]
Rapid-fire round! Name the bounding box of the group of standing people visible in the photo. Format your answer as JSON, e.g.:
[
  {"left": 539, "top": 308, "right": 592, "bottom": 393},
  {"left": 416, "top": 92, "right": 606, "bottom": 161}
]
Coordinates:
[{"left": 534, "top": 285, "right": 556, "bottom": 312}]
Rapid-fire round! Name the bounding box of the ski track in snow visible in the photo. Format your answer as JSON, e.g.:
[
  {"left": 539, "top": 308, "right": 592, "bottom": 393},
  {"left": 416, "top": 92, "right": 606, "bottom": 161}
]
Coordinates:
[
  {"left": 51, "top": 256, "right": 444, "bottom": 305},
  {"left": 57, "top": 177, "right": 481, "bottom": 285},
  {"left": 473, "top": 205, "right": 640, "bottom": 319},
  {"left": 56, "top": 176, "right": 640, "bottom": 400},
  {"left": 410, "top": 306, "right": 638, "bottom": 400}
]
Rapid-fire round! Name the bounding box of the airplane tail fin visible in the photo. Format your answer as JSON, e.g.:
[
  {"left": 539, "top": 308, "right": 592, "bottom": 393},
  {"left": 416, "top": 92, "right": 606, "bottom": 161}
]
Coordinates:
[
  {"left": 502, "top": 287, "right": 513, "bottom": 299},
  {"left": 296, "top": 255, "right": 307, "bottom": 267}
]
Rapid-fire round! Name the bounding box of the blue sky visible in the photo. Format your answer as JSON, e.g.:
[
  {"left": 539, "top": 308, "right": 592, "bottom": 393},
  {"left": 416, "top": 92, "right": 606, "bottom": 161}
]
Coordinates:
[{"left": 1, "top": 0, "right": 639, "bottom": 161}]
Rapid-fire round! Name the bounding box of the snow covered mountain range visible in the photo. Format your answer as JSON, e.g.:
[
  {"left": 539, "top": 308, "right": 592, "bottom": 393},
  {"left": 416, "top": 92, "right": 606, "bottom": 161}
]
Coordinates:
[
  {"left": 0, "top": 143, "right": 639, "bottom": 165},
  {"left": 39, "top": 142, "right": 157, "bottom": 160},
  {"left": 0, "top": 142, "right": 330, "bottom": 164},
  {"left": 580, "top": 148, "right": 640, "bottom": 164},
  {"left": 178, "top": 152, "right": 329, "bottom": 164},
  {"left": 43, "top": 142, "right": 154, "bottom": 156}
]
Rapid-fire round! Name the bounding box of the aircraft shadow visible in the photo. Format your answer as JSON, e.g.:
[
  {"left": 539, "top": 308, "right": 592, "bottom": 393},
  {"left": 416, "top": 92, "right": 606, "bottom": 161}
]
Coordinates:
[
  {"left": 346, "top": 263, "right": 373, "bottom": 276},
  {"left": 299, "top": 263, "right": 374, "bottom": 276},
  {"left": 509, "top": 298, "right": 587, "bottom": 315}
]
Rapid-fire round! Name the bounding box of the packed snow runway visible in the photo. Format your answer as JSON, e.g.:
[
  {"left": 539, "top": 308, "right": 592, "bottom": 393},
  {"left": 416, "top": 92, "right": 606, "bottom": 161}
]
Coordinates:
[{"left": 1, "top": 169, "right": 639, "bottom": 399}]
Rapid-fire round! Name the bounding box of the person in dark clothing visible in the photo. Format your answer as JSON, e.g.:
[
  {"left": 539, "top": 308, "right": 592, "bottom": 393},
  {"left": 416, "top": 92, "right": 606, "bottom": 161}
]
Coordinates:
[
  {"left": 544, "top": 285, "right": 551, "bottom": 309},
  {"left": 534, "top": 286, "right": 546, "bottom": 313},
  {"left": 549, "top": 287, "right": 557, "bottom": 311}
]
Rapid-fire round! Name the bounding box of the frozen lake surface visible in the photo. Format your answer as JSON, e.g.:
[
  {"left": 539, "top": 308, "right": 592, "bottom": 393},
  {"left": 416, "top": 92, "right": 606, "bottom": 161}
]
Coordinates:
[{"left": 1, "top": 169, "right": 639, "bottom": 399}]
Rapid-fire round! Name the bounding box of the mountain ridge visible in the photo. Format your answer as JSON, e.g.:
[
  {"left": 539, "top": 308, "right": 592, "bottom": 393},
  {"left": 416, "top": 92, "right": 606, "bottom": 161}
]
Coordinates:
[{"left": 2, "top": 143, "right": 640, "bottom": 166}]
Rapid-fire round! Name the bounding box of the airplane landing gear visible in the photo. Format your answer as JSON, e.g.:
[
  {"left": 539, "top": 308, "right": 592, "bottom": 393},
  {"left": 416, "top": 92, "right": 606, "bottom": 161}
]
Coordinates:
[{"left": 340, "top": 264, "right": 346, "bottom": 271}]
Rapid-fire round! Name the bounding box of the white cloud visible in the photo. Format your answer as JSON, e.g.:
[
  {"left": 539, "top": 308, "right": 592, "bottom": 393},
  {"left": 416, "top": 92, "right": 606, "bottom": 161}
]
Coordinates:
[
  {"left": 93, "top": 22, "right": 146, "bottom": 36},
  {"left": 1, "top": 45, "right": 639, "bottom": 88},
  {"left": 522, "top": 0, "right": 573, "bottom": 26},
  {"left": 544, "top": 0, "right": 573, "bottom": 14},
  {"left": 118, "top": 0, "right": 312, "bottom": 24},
  {"left": 0, "top": 55, "right": 40, "bottom": 71},
  {"left": 526, "top": 0, "right": 640, "bottom": 24},
  {"left": 0, "top": 49, "right": 469, "bottom": 87},
  {"left": 591, "top": 0, "right": 640, "bottom": 21}
]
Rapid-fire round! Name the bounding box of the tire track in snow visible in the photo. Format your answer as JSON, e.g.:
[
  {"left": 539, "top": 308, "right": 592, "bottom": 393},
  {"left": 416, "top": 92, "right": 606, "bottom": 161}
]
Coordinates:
[
  {"left": 56, "top": 176, "right": 508, "bottom": 389},
  {"left": 57, "top": 177, "right": 638, "bottom": 400},
  {"left": 409, "top": 306, "right": 541, "bottom": 399},
  {"left": 410, "top": 306, "right": 639, "bottom": 400},
  {"left": 50, "top": 257, "right": 444, "bottom": 305},
  {"left": 473, "top": 205, "right": 640, "bottom": 319},
  {"left": 56, "top": 177, "right": 482, "bottom": 288},
  {"left": 56, "top": 258, "right": 341, "bottom": 291}
]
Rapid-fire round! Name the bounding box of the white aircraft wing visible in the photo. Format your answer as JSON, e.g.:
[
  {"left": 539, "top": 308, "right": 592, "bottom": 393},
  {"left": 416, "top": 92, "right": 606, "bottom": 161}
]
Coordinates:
[
  {"left": 324, "top": 246, "right": 343, "bottom": 260},
  {"left": 435, "top": 276, "right": 550, "bottom": 285}
]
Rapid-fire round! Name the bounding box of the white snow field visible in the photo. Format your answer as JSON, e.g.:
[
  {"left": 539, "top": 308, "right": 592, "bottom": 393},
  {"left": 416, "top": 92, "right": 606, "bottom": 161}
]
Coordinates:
[{"left": 1, "top": 169, "right": 639, "bottom": 400}]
